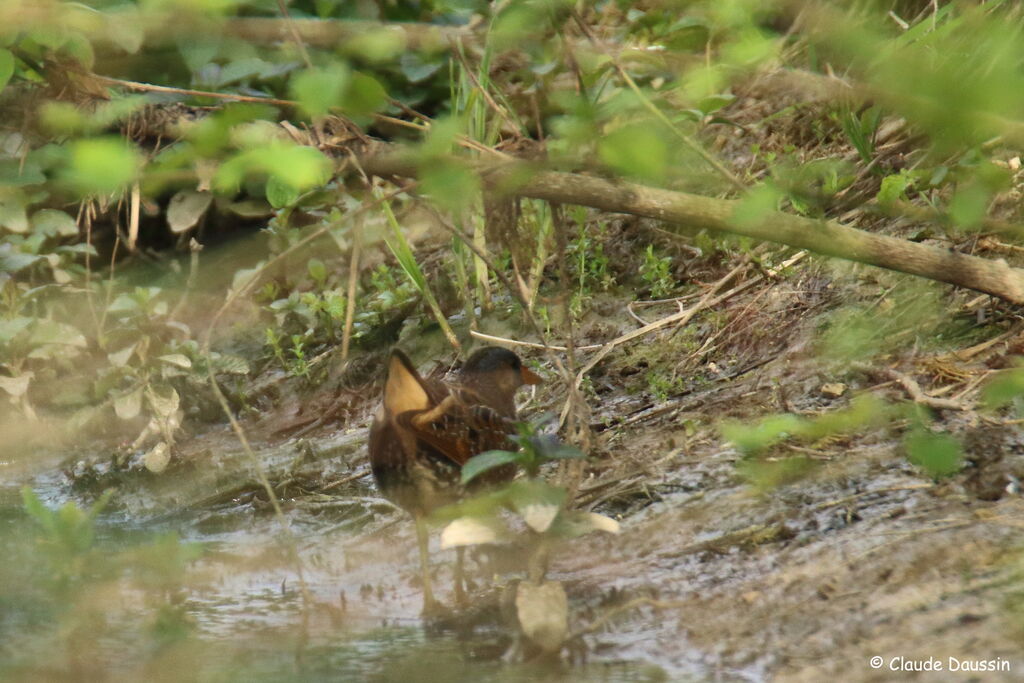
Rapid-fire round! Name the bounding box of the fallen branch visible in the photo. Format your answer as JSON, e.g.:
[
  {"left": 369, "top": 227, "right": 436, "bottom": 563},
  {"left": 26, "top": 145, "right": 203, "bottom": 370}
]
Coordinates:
[{"left": 359, "top": 150, "right": 1024, "bottom": 303}]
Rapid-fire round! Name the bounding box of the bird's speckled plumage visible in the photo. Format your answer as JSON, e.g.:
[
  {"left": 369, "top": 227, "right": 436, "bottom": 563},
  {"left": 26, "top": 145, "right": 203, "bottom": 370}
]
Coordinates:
[{"left": 369, "top": 347, "right": 540, "bottom": 515}]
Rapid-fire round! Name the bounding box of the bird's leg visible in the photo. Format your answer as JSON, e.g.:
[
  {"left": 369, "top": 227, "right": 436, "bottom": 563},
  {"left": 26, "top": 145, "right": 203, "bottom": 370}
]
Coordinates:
[
  {"left": 415, "top": 515, "right": 438, "bottom": 614},
  {"left": 453, "top": 546, "right": 467, "bottom": 606}
]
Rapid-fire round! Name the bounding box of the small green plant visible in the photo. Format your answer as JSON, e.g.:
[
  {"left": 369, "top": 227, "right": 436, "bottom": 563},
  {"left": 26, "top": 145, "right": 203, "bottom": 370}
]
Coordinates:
[
  {"left": 264, "top": 328, "right": 311, "bottom": 379},
  {"left": 639, "top": 245, "right": 676, "bottom": 299},
  {"left": 21, "top": 486, "right": 113, "bottom": 592},
  {"left": 837, "top": 105, "right": 882, "bottom": 167},
  {"left": 646, "top": 367, "right": 684, "bottom": 402},
  {"left": 564, "top": 212, "right": 615, "bottom": 318}
]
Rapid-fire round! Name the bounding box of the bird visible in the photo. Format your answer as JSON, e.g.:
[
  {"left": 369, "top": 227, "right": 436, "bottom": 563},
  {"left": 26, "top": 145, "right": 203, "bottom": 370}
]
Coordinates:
[{"left": 368, "top": 345, "right": 541, "bottom": 613}]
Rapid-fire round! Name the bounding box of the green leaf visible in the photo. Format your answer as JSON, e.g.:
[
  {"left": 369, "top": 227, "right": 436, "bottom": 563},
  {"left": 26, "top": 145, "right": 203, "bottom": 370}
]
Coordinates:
[
  {"left": 344, "top": 71, "right": 388, "bottom": 119},
  {"left": 731, "top": 184, "right": 782, "bottom": 229},
  {"left": 64, "top": 137, "right": 140, "bottom": 196},
  {"left": 0, "top": 193, "right": 29, "bottom": 233},
  {"left": 28, "top": 320, "right": 86, "bottom": 348},
  {"left": 147, "top": 385, "right": 180, "bottom": 419},
  {"left": 21, "top": 486, "right": 55, "bottom": 533},
  {"left": 0, "top": 317, "right": 31, "bottom": 343},
  {"left": 113, "top": 386, "right": 143, "bottom": 420},
  {"left": 948, "top": 183, "right": 990, "bottom": 230},
  {"left": 0, "top": 48, "right": 14, "bottom": 93},
  {"left": 982, "top": 368, "right": 1024, "bottom": 409},
  {"left": 107, "top": 343, "right": 136, "bottom": 367},
  {"left": 505, "top": 480, "right": 567, "bottom": 533},
  {"left": 522, "top": 434, "right": 586, "bottom": 461},
  {"left": 344, "top": 29, "right": 404, "bottom": 63},
  {"left": 721, "top": 413, "right": 806, "bottom": 455},
  {"left": 419, "top": 116, "right": 460, "bottom": 158},
  {"left": 0, "top": 251, "right": 43, "bottom": 273},
  {"left": 419, "top": 160, "right": 480, "bottom": 213},
  {"left": 400, "top": 51, "right": 443, "bottom": 82},
  {"left": 210, "top": 353, "right": 249, "bottom": 375},
  {"left": 216, "top": 143, "right": 331, "bottom": 195},
  {"left": 876, "top": 170, "right": 914, "bottom": 205},
  {"left": 307, "top": 258, "right": 327, "bottom": 285},
  {"left": 106, "top": 6, "right": 144, "bottom": 54},
  {"left": 0, "top": 372, "right": 31, "bottom": 397},
  {"left": 158, "top": 354, "right": 192, "bottom": 369},
  {"left": 31, "top": 209, "right": 78, "bottom": 237},
  {"left": 0, "top": 158, "right": 46, "bottom": 187},
  {"left": 461, "top": 450, "right": 524, "bottom": 484},
  {"left": 905, "top": 429, "right": 963, "bottom": 478},
  {"left": 290, "top": 64, "right": 350, "bottom": 119},
  {"left": 266, "top": 175, "right": 299, "bottom": 208},
  {"left": 598, "top": 124, "right": 668, "bottom": 183}
]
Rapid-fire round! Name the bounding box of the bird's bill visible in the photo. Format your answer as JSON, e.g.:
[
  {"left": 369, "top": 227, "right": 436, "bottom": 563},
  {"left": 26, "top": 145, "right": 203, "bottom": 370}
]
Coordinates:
[{"left": 520, "top": 366, "right": 542, "bottom": 385}]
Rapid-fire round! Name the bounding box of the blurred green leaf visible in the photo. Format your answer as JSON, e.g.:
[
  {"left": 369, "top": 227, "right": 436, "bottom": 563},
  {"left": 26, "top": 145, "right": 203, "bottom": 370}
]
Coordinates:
[
  {"left": 345, "top": 29, "right": 404, "bottom": 63},
  {"left": 722, "top": 413, "right": 804, "bottom": 455},
  {"left": 0, "top": 193, "right": 28, "bottom": 233},
  {"left": 114, "top": 386, "right": 144, "bottom": 420},
  {"left": 28, "top": 320, "right": 86, "bottom": 348},
  {"left": 419, "top": 160, "right": 480, "bottom": 213},
  {"left": 31, "top": 209, "right": 77, "bottom": 237},
  {"left": 982, "top": 368, "right": 1024, "bottom": 409},
  {"left": 307, "top": 258, "right": 327, "bottom": 285},
  {"left": 461, "top": 450, "right": 523, "bottom": 484},
  {"left": 64, "top": 137, "right": 140, "bottom": 196},
  {"left": 290, "top": 64, "right": 350, "bottom": 119},
  {"left": 876, "top": 170, "right": 914, "bottom": 204},
  {"left": 344, "top": 71, "right": 388, "bottom": 120},
  {"left": 0, "top": 48, "right": 14, "bottom": 93},
  {"left": 419, "top": 116, "right": 461, "bottom": 158},
  {"left": 731, "top": 184, "right": 782, "bottom": 229},
  {"left": 738, "top": 456, "right": 815, "bottom": 493},
  {"left": 0, "top": 250, "right": 43, "bottom": 273},
  {"left": 905, "top": 429, "right": 963, "bottom": 478},
  {"left": 948, "top": 182, "right": 990, "bottom": 230},
  {"left": 400, "top": 51, "right": 444, "bottom": 82},
  {"left": 598, "top": 124, "right": 667, "bottom": 183},
  {"left": 265, "top": 175, "right": 299, "bottom": 208},
  {"left": 506, "top": 480, "right": 566, "bottom": 532},
  {"left": 216, "top": 143, "right": 331, "bottom": 195},
  {"left": 0, "top": 316, "right": 31, "bottom": 343}
]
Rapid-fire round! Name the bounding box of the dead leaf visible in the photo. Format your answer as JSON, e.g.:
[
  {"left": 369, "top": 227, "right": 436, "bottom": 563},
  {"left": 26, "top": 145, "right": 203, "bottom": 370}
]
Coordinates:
[
  {"left": 113, "top": 387, "right": 143, "bottom": 420},
  {"left": 0, "top": 372, "right": 31, "bottom": 397},
  {"left": 440, "top": 516, "right": 511, "bottom": 548},
  {"left": 516, "top": 581, "right": 568, "bottom": 654},
  {"left": 144, "top": 441, "right": 170, "bottom": 473},
  {"left": 167, "top": 190, "right": 213, "bottom": 233}
]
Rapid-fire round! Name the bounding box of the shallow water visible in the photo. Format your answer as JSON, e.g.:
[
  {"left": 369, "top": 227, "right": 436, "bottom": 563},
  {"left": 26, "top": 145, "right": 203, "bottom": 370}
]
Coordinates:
[{"left": 0, "top": 438, "right": 689, "bottom": 683}]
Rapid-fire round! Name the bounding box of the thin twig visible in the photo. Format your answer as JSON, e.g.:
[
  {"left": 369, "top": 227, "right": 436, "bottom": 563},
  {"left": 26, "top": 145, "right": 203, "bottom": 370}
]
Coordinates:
[
  {"left": 880, "top": 367, "right": 970, "bottom": 411},
  {"left": 341, "top": 214, "right": 362, "bottom": 360},
  {"left": 321, "top": 469, "right": 372, "bottom": 491},
  {"left": 469, "top": 330, "right": 602, "bottom": 351}
]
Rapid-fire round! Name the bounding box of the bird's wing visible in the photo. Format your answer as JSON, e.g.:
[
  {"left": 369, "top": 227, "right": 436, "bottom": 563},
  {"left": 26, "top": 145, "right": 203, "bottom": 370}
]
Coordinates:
[{"left": 397, "top": 386, "right": 516, "bottom": 466}]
